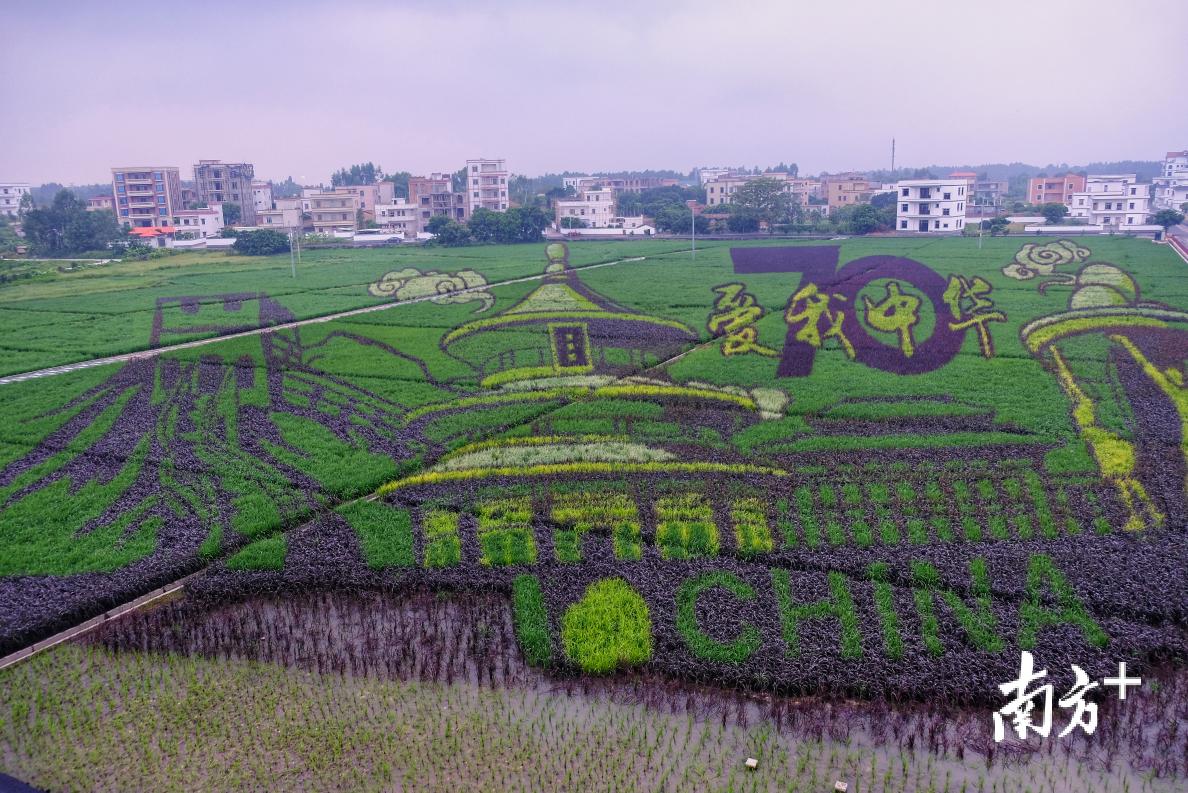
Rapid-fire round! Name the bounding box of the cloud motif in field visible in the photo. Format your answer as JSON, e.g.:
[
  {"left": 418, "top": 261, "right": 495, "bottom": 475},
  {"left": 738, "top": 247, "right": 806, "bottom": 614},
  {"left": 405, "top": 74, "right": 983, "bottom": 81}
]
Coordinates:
[
  {"left": 1002, "top": 239, "right": 1091, "bottom": 280},
  {"left": 368, "top": 268, "right": 494, "bottom": 313}
]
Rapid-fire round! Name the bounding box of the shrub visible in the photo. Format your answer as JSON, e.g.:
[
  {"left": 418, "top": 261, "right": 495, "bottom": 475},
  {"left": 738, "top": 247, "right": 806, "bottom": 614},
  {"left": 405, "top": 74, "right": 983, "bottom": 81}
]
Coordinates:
[{"left": 233, "top": 229, "right": 290, "bottom": 256}]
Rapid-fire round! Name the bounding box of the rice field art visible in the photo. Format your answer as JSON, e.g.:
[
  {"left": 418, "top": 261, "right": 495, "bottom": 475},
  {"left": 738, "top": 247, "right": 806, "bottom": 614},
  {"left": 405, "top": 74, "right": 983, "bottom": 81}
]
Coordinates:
[{"left": 1, "top": 237, "right": 1186, "bottom": 792}]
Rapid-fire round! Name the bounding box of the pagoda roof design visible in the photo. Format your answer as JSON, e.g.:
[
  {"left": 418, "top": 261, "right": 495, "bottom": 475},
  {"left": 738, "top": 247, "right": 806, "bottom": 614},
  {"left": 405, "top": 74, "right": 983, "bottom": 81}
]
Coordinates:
[{"left": 441, "top": 244, "right": 697, "bottom": 348}]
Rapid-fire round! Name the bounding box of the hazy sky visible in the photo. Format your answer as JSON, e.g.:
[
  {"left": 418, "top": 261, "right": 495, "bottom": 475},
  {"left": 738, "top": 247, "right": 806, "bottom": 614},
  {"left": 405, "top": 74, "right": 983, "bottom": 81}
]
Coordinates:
[{"left": 2, "top": 0, "right": 1185, "bottom": 185}]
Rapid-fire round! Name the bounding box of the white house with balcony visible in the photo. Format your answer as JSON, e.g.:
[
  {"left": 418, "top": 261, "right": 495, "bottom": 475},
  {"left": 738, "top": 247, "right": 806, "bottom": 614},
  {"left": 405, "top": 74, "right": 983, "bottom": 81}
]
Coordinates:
[
  {"left": 895, "top": 179, "right": 966, "bottom": 233},
  {"left": 172, "top": 205, "right": 224, "bottom": 238},
  {"left": 0, "top": 182, "right": 30, "bottom": 218},
  {"left": 1153, "top": 151, "right": 1188, "bottom": 212},
  {"left": 1067, "top": 175, "right": 1151, "bottom": 229},
  {"left": 555, "top": 187, "right": 616, "bottom": 229},
  {"left": 375, "top": 198, "right": 421, "bottom": 238}
]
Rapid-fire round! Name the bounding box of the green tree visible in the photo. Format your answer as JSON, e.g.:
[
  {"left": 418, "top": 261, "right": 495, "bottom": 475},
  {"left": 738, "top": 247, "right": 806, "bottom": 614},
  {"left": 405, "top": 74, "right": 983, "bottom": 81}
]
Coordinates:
[
  {"left": 1039, "top": 202, "right": 1069, "bottom": 225},
  {"left": 726, "top": 209, "right": 760, "bottom": 233},
  {"left": 382, "top": 171, "right": 412, "bottom": 199},
  {"left": 560, "top": 216, "right": 588, "bottom": 229},
  {"left": 21, "top": 190, "right": 124, "bottom": 256},
  {"left": 426, "top": 215, "right": 471, "bottom": 246},
  {"left": 232, "top": 229, "right": 290, "bottom": 255},
  {"left": 654, "top": 206, "right": 708, "bottom": 234},
  {"left": 847, "top": 204, "right": 891, "bottom": 234},
  {"left": 467, "top": 208, "right": 503, "bottom": 243},
  {"left": 271, "top": 176, "right": 302, "bottom": 199},
  {"left": 450, "top": 168, "right": 468, "bottom": 194},
  {"left": 733, "top": 177, "right": 794, "bottom": 228},
  {"left": 221, "top": 202, "right": 242, "bottom": 225},
  {"left": 1149, "top": 208, "right": 1185, "bottom": 230},
  {"left": 330, "top": 162, "right": 381, "bottom": 187}
]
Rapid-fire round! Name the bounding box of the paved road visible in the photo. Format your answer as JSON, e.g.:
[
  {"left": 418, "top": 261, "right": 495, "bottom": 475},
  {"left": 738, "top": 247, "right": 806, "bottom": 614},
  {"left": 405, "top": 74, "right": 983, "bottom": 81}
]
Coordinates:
[{"left": 0, "top": 255, "right": 645, "bottom": 386}]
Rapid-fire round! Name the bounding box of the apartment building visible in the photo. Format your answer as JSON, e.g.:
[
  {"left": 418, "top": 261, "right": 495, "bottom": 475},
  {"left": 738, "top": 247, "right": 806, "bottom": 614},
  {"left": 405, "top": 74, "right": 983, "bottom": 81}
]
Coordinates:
[
  {"left": 334, "top": 182, "right": 396, "bottom": 221},
  {"left": 0, "top": 182, "right": 30, "bottom": 217},
  {"left": 560, "top": 175, "right": 680, "bottom": 193},
  {"left": 173, "top": 205, "right": 224, "bottom": 238},
  {"left": 111, "top": 167, "right": 183, "bottom": 227},
  {"left": 252, "top": 181, "right": 273, "bottom": 213},
  {"left": 193, "top": 160, "right": 257, "bottom": 224},
  {"left": 375, "top": 198, "right": 421, "bottom": 237},
  {"left": 821, "top": 173, "right": 878, "bottom": 210},
  {"left": 555, "top": 187, "right": 616, "bottom": 228},
  {"left": 86, "top": 195, "right": 114, "bottom": 212},
  {"left": 257, "top": 197, "right": 302, "bottom": 231},
  {"left": 895, "top": 179, "right": 967, "bottom": 233},
  {"left": 703, "top": 172, "right": 815, "bottom": 207},
  {"left": 1028, "top": 173, "right": 1086, "bottom": 206},
  {"left": 1153, "top": 150, "right": 1188, "bottom": 211},
  {"left": 464, "top": 158, "right": 509, "bottom": 217},
  {"left": 1067, "top": 175, "right": 1151, "bottom": 229},
  {"left": 971, "top": 178, "right": 1008, "bottom": 207},
  {"left": 302, "top": 191, "right": 359, "bottom": 233},
  {"left": 409, "top": 173, "right": 466, "bottom": 227},
  {"left": 698, "top": 168, "right": 731, "bottom": 186}
]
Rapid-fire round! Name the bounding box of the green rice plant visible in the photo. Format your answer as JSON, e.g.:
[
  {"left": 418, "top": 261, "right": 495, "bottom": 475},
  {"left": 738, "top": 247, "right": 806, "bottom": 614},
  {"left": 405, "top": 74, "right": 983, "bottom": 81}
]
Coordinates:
[
  {"left": 675, "top": 572, "right": 761, "bottom": 663},
  {"left": 793, "top": 486, "right": 821, "bottom": 548},
  {"left": 477, "top": 498, "right": 537, "bottom": 566},
  {"left": 868, "top": 563, "right": 905, "bottom": 660},
  {"left": 910, "top": 558, "right": 1004, "bottom": 654},
  {"left": 841, "top": 482, "right": 873, "bottom": 547},
  {"left": 1022, "top": 469, "right": 1059, "bottom": 538},
  {"left": 422, "top": 509, "right": 461, "bottom": 568},
  {"left": 512, "top": 574, "right": 552, "bottom": 666},
  {"left": 817, "top": 484, "right": 847, "bottom": 546},
  {"left": 1019, "top": 554, "right": 1108, "bottom": 650},
  {"left": 730, "top": 497, "right": 774, "bottom": 556},
  {"left": 550, "top": 491, "right": 641, "bottom": 562},
  {"left": 338, "top": 501, "right": 415, "bottom": 569},
  {"left": 225, "top": 534, "right": 286, "bottom": 571},
  {"left": 655, "top": 493, "right": 719, "bottom": 560},
  {"left": 867, "top": 482, "right": 900, "bottom": 545},
  {"left": 561, "top": 578, "right": 653, "bottom": 673},
  {"left": 771, "top": 568, "right": 862, "bottom": 659}
]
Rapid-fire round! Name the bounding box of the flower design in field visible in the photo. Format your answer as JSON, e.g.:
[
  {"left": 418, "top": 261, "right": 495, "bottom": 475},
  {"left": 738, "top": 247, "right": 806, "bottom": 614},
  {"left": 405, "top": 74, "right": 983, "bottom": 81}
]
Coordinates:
[
  {"left": 1002, "top": 239, "right": 1091, "bottom": 280},
  {"left": 368, "top": 267, "right": 493, "bottom": 313}
]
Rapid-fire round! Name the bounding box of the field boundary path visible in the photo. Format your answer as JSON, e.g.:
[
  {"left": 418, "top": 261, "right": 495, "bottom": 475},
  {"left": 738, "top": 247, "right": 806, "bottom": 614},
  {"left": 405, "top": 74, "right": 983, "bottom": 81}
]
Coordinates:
[{"left": 0, "top": 255, "right": 647, "bottom": 386}]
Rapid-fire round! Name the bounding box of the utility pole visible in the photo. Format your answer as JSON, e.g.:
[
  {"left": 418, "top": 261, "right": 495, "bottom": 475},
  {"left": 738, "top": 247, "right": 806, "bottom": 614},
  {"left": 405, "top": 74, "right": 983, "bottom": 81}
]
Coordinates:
[
  {"left": 687, "top": 199, "right": 696, "bottom": 259},
  {"left": 891, "top": 138, "right": 896, "bottom": 175},
  {"left": 289, "top": 230, "right": 297, "bottom": 278}
]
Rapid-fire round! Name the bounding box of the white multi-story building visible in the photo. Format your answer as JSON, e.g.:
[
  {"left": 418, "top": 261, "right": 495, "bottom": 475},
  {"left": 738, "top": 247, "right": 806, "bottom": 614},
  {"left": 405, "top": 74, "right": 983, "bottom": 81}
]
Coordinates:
[
  {"left": 895, "top": 179, "right": 967, "bottom": 233},
  {"left": 698, "top": 168, "right": 731, "bottom": 186},
  {"left": 257, "top": 197, "right": 302, "bottom": 231},
  {"left": 375, "top": 198, "right": 421, "bottom": 237},
  {"left": 252, "top": 181, "right": 273, "bottom": 213},
  {"left": 1153, "top": 151, "right": 1188, "bottom": 212},
  {"left": 1, "top": 183, "right": 31, "bottom": 217},
  {"left": 173, "top": 205, "right": 224, "bottom": 238},
  {"left": 555, "top": 187, "right": 616, "bottom": 228},
  {"left": 464, "top": 158, "right": 509, "bottom": 217},
  {"left": 1067, "top": 175, "right": 1151, "bottom": 229}
]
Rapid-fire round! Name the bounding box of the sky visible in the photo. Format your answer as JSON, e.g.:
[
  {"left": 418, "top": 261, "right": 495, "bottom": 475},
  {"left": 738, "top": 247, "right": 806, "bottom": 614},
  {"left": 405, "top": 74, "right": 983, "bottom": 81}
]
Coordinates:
[{"left": 2, "top": 0, "right": 1185, "bottom": 185}]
